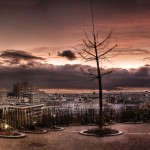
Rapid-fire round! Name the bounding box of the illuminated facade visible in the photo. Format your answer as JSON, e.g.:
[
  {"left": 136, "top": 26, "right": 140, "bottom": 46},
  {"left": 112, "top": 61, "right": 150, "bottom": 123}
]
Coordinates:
[{"left": 0, "top": 104, "right": 44, "bottom": 129}]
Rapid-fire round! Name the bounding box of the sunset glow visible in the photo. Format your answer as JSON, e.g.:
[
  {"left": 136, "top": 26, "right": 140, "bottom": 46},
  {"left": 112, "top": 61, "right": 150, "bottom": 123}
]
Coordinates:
[{"left": 0, "top": 0, "right": 149, "bottom": 91}]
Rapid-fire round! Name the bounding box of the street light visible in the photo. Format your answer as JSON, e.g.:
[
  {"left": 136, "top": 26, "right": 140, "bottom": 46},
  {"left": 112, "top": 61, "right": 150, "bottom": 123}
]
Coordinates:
[{"left": 4, "top": 124, "right": 8, "bottom": 129}]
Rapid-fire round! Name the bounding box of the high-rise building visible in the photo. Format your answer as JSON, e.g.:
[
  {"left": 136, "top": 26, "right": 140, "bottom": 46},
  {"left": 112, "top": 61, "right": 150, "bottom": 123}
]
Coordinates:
[{"left": 13, "top": 82, "right": 40, "bottom": 104}]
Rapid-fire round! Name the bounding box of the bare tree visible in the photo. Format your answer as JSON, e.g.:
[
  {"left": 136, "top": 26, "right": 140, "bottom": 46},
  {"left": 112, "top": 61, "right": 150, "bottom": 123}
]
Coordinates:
[{"left": 78, "top": 0, "right": 117, "bottom": 129}]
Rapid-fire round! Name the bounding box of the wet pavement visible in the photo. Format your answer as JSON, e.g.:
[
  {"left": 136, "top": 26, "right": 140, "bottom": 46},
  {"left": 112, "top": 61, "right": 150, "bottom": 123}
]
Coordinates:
[{"left": 0, "top": 123, "right": 150, "bottom": 150}]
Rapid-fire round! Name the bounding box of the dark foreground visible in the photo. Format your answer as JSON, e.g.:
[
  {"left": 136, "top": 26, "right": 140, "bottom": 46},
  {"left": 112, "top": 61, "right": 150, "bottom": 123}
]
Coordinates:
[{"left": 1, "top": 123, "right": 150, "bottom": 150}]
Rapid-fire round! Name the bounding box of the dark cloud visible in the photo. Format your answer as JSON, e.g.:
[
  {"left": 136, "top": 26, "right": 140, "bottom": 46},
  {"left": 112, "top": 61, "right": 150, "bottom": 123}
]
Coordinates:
[
  {"left": 0, "top": 64, "right": 95, "bottom": 89},
  {"left": 6, "top": 58, "right": 21, "bottom": 65},
  {"left": 102, "top": 66, "right": 150, "bottom": 90},
  {"left": 0, "top": 0, "right": 41, "bottom": 6},
  {"left": 113, "top": 48, "right": 149, "bottom": 55},
  {"left": 138, "top": 0, "right": 150, "bottom": 4},
  {"left": 0, "top": 0, "right": 149, "bottom": 52},
  {"left": 0, "top": 64, "right": 149, "bottom": 91},
  {"left": 143, "top": 57, "right": 150, "bottom": 61},
  {"left": 58, "top": 50, "right": 77, "bottom": 60},
  {"left": 134, "top": 66, "right": 150, "bottom": 77},
  {"left": 0, "top": 50, "right": 45, "bottom": 64}
]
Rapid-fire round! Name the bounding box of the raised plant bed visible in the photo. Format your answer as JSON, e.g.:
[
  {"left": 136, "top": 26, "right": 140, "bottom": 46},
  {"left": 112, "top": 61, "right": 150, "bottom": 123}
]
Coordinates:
[
  {"left": 79, "top": 128, "right": 123, "bottom": 137},
  {"left": 21, "top": 129, "right": 47, "bottom": 134},
  {"left": 122, "top": 121, "right": 143, "bottom": 124},
  {"left": 47, "top": 126, "right": 65, "bottom": 131},
  {"left": 0, "top": 123, "right": 26, "bottom": 138},
  {"left": 0, "top": 131, "right": 26, "bottom": 138}
]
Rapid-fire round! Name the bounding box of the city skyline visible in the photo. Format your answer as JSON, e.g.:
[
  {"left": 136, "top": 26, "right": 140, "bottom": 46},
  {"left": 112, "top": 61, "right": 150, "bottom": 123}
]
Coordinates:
[{"left": 0, "top": 0, "right": 149, "bottom": 92}]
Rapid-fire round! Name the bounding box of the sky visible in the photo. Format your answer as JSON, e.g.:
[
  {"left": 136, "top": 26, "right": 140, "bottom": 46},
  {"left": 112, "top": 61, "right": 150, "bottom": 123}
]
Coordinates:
[{"left": 0, "top": 0, "right": 149, "bottom": 92}]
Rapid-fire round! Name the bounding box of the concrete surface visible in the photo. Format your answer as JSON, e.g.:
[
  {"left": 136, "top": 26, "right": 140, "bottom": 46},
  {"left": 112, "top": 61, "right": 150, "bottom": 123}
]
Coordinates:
[{"left": 0, "top": 123, "right": 150, "bottom": 150}]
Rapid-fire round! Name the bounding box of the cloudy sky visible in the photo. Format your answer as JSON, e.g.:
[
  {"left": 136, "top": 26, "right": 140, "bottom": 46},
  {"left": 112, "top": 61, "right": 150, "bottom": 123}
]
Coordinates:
[{"left": 0, "top": 0, "right": 149, "bottom": 92}]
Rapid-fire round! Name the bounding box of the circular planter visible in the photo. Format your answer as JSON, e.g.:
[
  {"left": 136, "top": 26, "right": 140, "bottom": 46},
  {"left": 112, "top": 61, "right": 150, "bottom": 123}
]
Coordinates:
[
  {"left": 79, "top": 130, "right": 123, "bottom": 137},
  {"left": 0, "top": 132, "right": 26, "bottom": 138},
  {"left": 21, "top": 129, "right": 47, "bottom": 134},
  {"left": 47, "top": 127, "right": 65, "bottom": 131},
  {"left": 122, "top": 122, "right": 143, "bottom": 124}
]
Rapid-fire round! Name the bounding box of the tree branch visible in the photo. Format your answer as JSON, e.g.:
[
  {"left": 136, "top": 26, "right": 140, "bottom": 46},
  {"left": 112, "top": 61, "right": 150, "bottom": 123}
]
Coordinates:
[
  {"left": 82, "top": 49, "right": 96, "bottom": 57},
  {"left": 83, "top": 40, "right": 93, "bottom": 49},
  {"left": 98, "top": 44, "right": 117, "bottom": 59},
  {"left": 100, "top": 40, "right": 110, "bottom": 50},
  {"left": 84, "top": 30, "right": 94, "bottom": 46},
  {"left": 84, "top": 72, "right": 99, "bottom": 81},
  {"left": 96, "top": 31, "right": 99, "bottom": 43},
  {"left": 100, "top": 70, "right": 113, "bottom": 77},
  {"left": 96, "top": 30, "right": 113, "bottom": 47},
  {"left": 78, "top": 52, "right": 95, "bottom": 62}
]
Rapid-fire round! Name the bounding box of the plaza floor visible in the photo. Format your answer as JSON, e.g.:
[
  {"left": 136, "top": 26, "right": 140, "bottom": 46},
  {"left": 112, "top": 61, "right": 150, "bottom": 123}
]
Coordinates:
[{"left": 0, "top": 123, "right": 150, "bottom": 150}]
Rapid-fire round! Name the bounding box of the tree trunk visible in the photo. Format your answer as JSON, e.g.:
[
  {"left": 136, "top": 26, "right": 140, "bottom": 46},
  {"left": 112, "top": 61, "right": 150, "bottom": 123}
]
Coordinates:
[{"left": 96, "top": 59, "right": 103, "bottom": 129}]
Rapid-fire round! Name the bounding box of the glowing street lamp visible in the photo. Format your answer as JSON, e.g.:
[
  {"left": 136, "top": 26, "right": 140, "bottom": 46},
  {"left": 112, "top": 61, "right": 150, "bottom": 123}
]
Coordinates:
[{"left": 4, "top": 124, "right": 8, "bottom": 129}]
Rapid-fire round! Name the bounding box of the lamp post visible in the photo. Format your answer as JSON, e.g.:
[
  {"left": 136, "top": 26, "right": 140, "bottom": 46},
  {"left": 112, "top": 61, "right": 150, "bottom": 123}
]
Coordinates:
[{"left": 53, "top": 114, "right": 56, "bottom": 128}]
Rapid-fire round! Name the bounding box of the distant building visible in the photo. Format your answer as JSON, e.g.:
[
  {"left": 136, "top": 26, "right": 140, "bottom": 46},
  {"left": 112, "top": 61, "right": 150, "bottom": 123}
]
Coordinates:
[
  {"left": 12, "top": 82, "right": 40, "bottom": 104},
  {"left": 0, "top": 89, "right": 8, "bottom": 104},
  {"left": 38, "top": 91, "right": 49, "bottom": 103}
]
